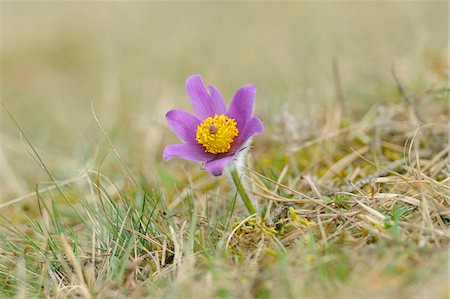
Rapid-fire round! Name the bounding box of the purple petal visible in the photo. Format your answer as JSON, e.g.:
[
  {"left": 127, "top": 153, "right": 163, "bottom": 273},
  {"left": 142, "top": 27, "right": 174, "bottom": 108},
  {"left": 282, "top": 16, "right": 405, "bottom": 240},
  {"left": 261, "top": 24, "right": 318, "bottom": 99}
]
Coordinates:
[
  {"left": 208, "top": 84, "right": 225, "bottom": 109},
  {"left": 204, "top": 155, "right": 234, "bottom": 176},
  {"left": 226, "top": 84, "right": 256, "bottom": 132},
  {"left": 231, "top": 117, "right": 264, "bottom": 152},
  {"left": 166, "top": 109, "right": 200, "bottom": 144},
  {"left": 186, "top": 75, "right": 227, "bottom": 119},
  {"left": 163, "top": 143, "right": 214, "bottom": 162}
]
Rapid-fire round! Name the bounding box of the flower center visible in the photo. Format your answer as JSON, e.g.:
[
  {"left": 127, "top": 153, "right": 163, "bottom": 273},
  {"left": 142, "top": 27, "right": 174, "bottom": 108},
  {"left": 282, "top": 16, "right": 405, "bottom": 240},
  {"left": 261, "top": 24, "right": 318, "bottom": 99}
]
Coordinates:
[{"left": 196, "top": 115, "right": 239, "bottom": 154}]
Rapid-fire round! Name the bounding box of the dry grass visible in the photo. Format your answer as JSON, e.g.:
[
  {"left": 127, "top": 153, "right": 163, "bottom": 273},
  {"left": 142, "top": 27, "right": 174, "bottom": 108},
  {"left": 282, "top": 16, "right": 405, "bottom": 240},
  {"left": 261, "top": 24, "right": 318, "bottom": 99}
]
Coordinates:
[{"left": 0, "top": 2, "right": 448, "bottom": 299}]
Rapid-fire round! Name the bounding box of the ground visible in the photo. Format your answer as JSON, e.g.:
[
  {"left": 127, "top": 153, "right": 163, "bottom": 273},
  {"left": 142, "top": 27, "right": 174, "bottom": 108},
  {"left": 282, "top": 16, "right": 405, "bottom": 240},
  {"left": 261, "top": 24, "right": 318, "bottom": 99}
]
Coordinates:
[{"left": 0, "top": 2, "right": 448, "bottom": 298}]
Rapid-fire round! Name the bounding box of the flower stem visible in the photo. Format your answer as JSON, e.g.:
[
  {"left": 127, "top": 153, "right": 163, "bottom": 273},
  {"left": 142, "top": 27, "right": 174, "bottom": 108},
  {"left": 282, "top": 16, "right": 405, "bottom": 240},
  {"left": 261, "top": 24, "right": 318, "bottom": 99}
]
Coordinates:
[{"left": 230, "top": 166, "right": 256, "bottom": 215}]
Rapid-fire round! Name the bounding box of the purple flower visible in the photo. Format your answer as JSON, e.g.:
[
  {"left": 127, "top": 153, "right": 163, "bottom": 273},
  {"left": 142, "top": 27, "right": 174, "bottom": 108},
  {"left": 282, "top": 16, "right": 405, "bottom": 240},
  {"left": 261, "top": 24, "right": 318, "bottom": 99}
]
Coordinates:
[{"left": 163, "top": 74, "right": 264, "bottom": 176}]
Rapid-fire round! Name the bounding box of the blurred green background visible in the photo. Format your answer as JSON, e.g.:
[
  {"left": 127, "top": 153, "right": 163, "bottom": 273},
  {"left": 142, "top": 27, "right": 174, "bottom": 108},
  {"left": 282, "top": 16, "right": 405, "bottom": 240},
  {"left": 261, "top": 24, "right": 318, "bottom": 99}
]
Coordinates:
[{"left": 0, "top": 1, "right": 447, "bottom": 198}]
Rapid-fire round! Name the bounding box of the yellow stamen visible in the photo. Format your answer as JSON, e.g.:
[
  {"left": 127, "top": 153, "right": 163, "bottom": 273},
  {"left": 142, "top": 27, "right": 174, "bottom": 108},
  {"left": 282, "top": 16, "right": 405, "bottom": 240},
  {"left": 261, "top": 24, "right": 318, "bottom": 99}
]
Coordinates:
[{"left": 196, "top": 115, "right": 239, "bottom": 154}]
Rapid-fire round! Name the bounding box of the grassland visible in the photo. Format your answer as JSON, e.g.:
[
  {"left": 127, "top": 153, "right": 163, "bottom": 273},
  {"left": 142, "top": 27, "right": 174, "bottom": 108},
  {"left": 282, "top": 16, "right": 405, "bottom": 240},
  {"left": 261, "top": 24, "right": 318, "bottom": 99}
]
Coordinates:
[{"left": 0, "top": 2, "right": 448, "bottom": 298}]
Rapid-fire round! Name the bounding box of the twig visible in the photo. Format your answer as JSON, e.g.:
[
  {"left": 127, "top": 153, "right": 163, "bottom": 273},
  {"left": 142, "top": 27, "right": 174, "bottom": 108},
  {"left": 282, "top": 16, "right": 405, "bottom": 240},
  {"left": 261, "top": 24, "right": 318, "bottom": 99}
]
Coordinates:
[
  {"left": 391, "top": 67, "right": 426, "bottom": 125},
  {"left": 91, "top": 103, "right": 139, "bottom": 187},
  {"left": 266, "top": 153, "right": 431, "bottom": 225},
  {"left": 324, "top": 157, "right": 410, "bottom": 196},
  {"left": 332, "top": 57, "right": 345, "bottom": 113}
]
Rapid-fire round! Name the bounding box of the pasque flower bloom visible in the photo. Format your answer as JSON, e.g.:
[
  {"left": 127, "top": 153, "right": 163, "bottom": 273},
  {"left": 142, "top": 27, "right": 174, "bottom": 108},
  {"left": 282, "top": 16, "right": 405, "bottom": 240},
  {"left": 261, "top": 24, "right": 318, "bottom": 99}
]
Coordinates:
[{"left": 163, "top": 74, "right": 264, "bottom": 176}]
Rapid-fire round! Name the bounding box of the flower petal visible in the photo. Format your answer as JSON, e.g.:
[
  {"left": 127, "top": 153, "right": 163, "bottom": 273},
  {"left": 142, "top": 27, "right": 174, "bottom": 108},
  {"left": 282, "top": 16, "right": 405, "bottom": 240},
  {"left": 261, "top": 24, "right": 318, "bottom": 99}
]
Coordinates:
[
  {"left": 226, "top": 84, "right": 256, "bottom": 131},
  {"left": 163, "top": 143, "right": 214, "bottom": 162},
  {"left": 208, "top": 84, "right": 226, "bottom": 110},
  {"left": 204, "top": 155, "right": 233, "bottom": 176},
  {"left": 165, "top": 109, "right": 200, "bottom": 144},
  {"left": 231, "top": 116, "right": 264, "bottom": 151},
  {"left": 186, "top": 74, "right": 227, "bottom": 119}
]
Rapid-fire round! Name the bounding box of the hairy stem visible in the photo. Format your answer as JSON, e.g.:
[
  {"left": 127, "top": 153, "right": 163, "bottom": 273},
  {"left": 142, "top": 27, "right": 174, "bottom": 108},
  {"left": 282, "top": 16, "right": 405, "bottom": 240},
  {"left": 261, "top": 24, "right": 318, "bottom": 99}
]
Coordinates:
[{"left": 230, "top": 166, "right": 256, "bottom": 215}]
